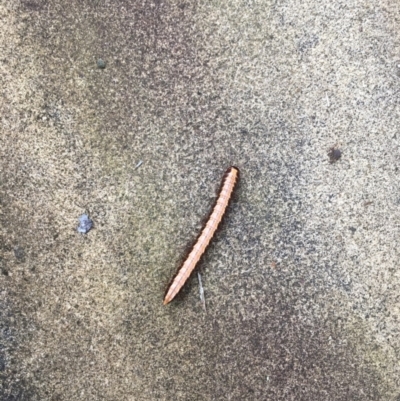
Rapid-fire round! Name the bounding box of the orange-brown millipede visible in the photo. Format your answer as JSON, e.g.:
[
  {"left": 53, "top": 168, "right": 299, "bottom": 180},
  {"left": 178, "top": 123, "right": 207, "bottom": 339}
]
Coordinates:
[{"left": 163, "top": 166, "right": 239, "bottom": 305}]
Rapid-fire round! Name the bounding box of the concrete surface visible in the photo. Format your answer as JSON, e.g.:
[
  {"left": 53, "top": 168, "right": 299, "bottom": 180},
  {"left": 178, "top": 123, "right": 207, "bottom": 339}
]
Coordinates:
[{"left": 0, "top": 0, "right": 399, "bottom": 400}]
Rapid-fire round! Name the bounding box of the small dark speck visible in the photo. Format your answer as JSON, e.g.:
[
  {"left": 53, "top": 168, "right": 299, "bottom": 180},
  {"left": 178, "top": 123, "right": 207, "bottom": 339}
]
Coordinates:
[
  {"left": 77, "top": 214, "right": 93, "bottom": 234},
  {"left": 14, "top": 247, "right": 25, "bottom": 261},
  {"left": 97, "top": 59, "right": 106, "bottom": 69},
  {"left": 328, "top": 147, "right": 341, "bottom": 163},
  {"left": 349, "top": 226, "right": 357, "bottom": 233}
]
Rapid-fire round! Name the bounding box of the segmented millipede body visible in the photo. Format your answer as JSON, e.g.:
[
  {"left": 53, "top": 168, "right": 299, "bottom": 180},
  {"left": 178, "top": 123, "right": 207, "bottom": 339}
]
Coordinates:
[{"left": 163, "top": 166, "right": 239, "bottom": 305}]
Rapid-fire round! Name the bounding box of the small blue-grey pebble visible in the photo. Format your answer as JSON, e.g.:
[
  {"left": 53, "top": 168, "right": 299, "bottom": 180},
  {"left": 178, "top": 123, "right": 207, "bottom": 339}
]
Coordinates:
[
  {"left": 96, "top": 59, "right": 106, "bottom": 69},
  {"left": 77, "top": 214, "right": 93, "bottom": 234}
]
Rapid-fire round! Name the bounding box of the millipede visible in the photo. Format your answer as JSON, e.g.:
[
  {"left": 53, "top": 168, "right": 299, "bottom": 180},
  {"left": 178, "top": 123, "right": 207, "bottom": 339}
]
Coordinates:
[{"left": 163, "top": 166, "right": 240, "bottom": 305}]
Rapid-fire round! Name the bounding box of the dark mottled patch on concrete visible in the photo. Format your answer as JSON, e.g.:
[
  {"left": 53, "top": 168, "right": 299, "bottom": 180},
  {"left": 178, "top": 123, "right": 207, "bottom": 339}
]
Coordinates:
[{"left": 0, "top": 299, "right": 38, "bottom": 400}]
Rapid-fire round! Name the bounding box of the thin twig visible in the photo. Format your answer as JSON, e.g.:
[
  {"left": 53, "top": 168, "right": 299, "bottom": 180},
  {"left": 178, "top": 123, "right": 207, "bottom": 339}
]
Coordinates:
[{"left": 197, "top": 272, "right": 206, "bottom": 312}]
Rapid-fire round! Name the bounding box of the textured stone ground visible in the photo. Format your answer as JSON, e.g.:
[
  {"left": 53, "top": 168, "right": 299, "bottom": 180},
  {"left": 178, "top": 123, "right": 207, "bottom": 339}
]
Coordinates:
[{"left": 1, "top": 0, "right": 399, "bottom": 400}]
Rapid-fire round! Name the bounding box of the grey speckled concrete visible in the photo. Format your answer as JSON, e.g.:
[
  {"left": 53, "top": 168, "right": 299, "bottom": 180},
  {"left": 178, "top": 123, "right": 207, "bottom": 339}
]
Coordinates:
[{"left": 1, "top": 0, "right": 399, "bottom": 400}]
